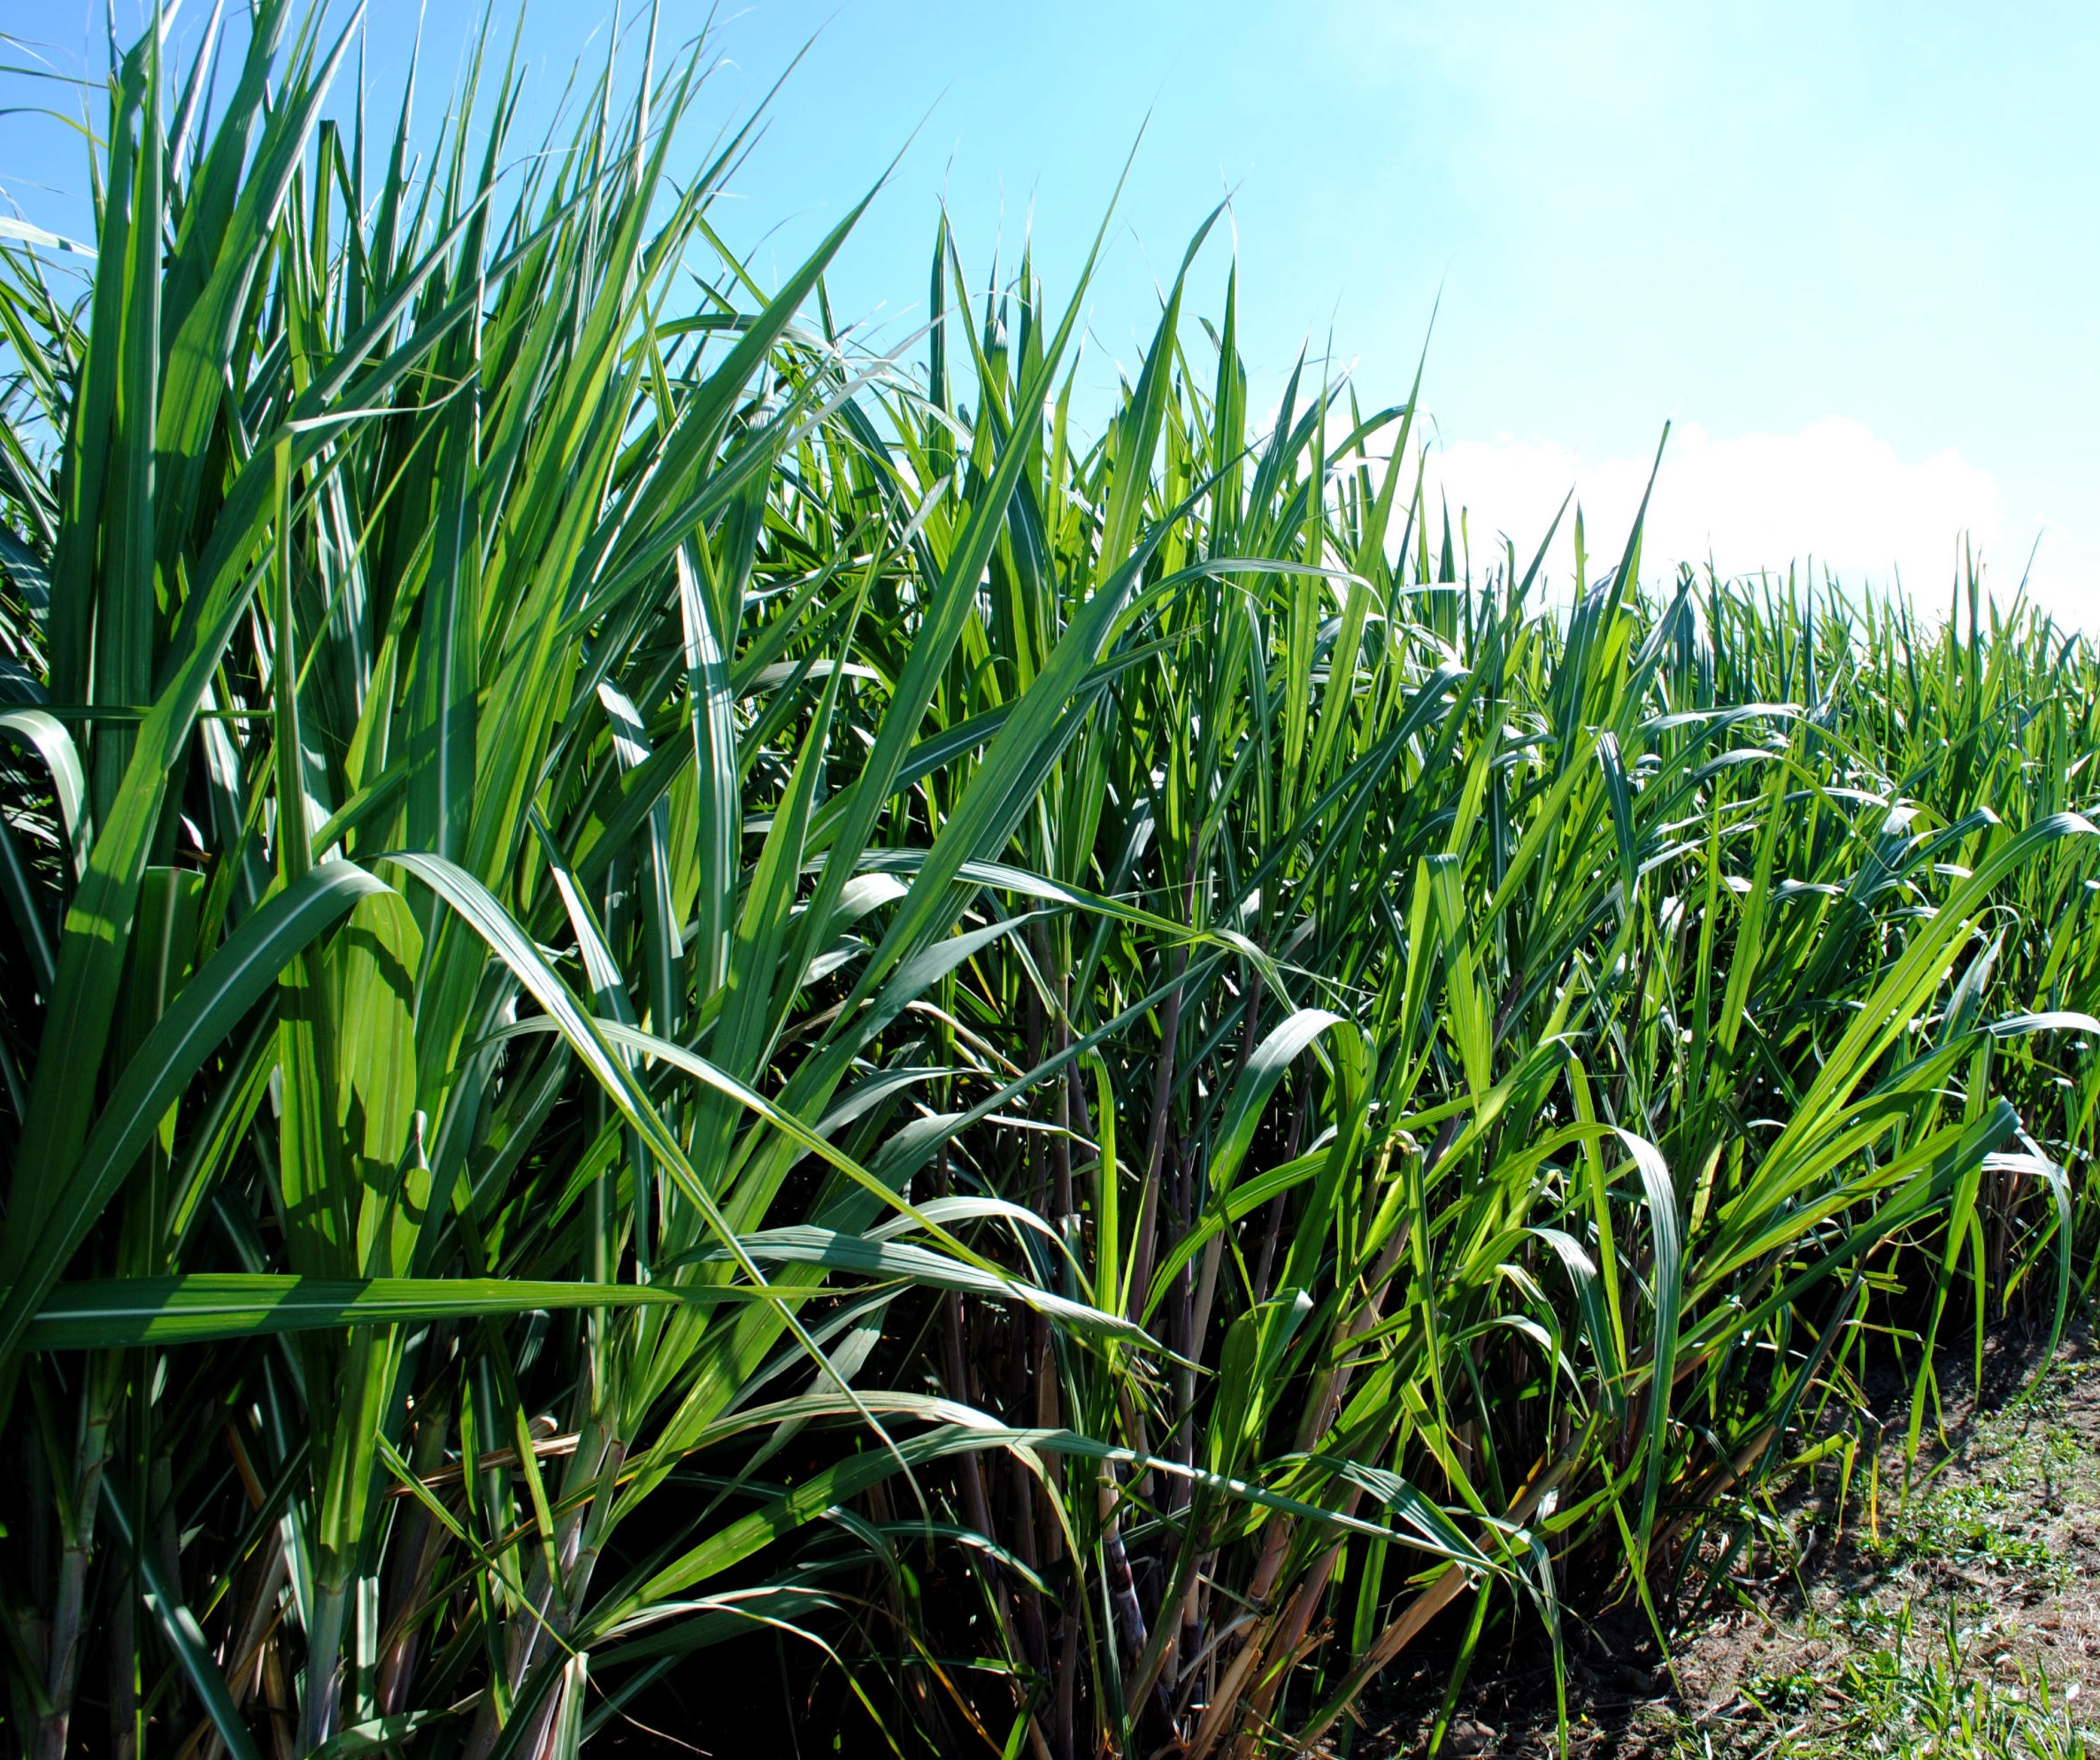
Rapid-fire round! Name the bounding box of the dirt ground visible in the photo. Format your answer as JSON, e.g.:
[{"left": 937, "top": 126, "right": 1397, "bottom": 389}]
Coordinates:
[{"left": 1344, "top": 1326, "right": 2100, "bottom": 1758}]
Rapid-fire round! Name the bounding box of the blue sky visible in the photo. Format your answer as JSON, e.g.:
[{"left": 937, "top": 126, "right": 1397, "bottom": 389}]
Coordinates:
[{"left": 8, "top": 1, "right": 2099, "bottom": 618}]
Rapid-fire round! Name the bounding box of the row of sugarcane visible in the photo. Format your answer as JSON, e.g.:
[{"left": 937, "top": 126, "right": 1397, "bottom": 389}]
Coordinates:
[{"left": 1, "top": 8, "right": 2097, "bottom": 1758}]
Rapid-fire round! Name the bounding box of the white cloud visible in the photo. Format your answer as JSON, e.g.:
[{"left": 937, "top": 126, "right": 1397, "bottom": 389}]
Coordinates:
[{"left": 1419, "top": 416, "right": 2010, "bottom": 606}]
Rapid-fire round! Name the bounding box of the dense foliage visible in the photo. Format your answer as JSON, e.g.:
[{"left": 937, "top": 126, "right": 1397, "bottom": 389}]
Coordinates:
[{"left": 3, "top": 10, "right": 2098, "bottom": 1757}]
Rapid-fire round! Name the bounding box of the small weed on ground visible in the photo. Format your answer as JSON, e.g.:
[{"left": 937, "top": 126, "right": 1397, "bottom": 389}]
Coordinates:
[{"left": 1690, "top": 1602, "right": 2094, "bottom": 1758}]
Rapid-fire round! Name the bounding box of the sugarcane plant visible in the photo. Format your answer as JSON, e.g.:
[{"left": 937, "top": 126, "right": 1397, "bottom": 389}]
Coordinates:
[{"left": 4, "top": 6, "right": 2100, "bottom": 1760}]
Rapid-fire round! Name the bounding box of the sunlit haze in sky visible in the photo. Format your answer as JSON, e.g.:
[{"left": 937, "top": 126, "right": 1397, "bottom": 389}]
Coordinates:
[{"left": 6, "top": 2, "right": 2096, "bottom": 619}]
